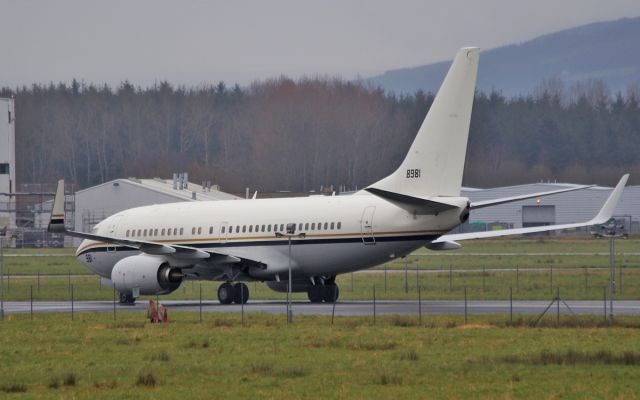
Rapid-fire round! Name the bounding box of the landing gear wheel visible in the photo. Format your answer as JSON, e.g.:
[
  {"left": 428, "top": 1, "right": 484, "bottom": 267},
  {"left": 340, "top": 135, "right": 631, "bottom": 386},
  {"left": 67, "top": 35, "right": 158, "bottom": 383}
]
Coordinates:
[
  {"left": 233, "top": 283, "right": 250, "bottom": 304},
  {"left": 217, "top": 282, "right": 235, "bottom": 304},
  {"left": 323, "top": 284, "right": 339, "bottom": 303},
  {"left": 307, "top": 285, "right": 324, "bottom": 303},
  {"left": 119, "top": 292, "right": 136, "bottom": 305}
]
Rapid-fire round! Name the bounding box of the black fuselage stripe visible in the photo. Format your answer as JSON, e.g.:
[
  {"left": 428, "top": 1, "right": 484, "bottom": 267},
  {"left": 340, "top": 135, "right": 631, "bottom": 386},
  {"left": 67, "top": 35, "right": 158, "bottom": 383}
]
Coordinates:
[{"left": 76, "top": 234, "right": 440, "bottom": 257}]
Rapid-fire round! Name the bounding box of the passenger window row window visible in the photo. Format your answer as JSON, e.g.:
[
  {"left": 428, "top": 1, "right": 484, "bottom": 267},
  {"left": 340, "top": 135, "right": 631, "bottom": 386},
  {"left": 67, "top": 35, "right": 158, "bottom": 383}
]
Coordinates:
[
  {"left": 221, "top": 222, "right": 342, "bottom": 235},
  {"left": 126, "top": 227, "right": 183, "bottom": 238},
  {"left": 125, "top": 222, "right": 342, "bottom": 239}
]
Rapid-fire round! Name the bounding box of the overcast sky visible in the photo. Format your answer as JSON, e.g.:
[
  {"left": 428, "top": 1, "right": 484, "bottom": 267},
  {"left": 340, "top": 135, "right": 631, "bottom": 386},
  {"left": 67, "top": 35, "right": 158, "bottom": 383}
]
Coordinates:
[{"left": 1, "top": 0, "right": 640, "bottom": 88}]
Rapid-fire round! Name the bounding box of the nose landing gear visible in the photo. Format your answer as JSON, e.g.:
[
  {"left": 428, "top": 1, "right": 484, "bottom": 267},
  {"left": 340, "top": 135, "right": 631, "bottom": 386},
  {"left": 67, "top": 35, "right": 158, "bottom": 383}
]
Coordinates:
[{"left": 119, "top": 292, "right": 136, "bottom": 305}]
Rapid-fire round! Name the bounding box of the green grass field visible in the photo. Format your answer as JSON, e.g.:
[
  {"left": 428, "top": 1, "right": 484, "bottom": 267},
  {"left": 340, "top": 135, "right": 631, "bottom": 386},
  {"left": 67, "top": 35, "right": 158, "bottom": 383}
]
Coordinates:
[
  {"left": 1, "top": 313, "right": 640, "bottom": 399},
  {"left": 3, "top": 237, "right": 640, "bottom": 275},
  {"left": 1, "top": 237, "right": 639, "bottom": 301}
]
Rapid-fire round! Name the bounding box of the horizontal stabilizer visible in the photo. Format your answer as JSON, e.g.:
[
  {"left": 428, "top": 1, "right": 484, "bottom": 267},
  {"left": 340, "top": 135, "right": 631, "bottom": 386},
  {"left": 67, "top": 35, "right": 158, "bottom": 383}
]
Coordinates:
[
  {"left": 366, "top": 187, "right": 459, "bottom": 215},
  {"left": 435, "top": 174, "right": 629, "bottom": 242},
  {"left": 470, "top": 184, "right": 594, "bottom": 210}
]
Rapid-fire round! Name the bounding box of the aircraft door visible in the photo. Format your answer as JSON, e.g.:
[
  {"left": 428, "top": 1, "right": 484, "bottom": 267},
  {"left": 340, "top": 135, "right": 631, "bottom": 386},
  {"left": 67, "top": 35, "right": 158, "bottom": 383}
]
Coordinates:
[
  {"left": 219, "top": 222, "right": 229, "bottom": 244},
  {"left": 360, "top": 206, "right": 376, "bottom": 245}
]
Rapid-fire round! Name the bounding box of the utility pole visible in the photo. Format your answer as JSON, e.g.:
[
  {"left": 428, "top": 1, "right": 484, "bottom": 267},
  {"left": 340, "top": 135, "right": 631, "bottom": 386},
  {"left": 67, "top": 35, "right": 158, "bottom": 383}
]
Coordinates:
[
  {"left": 275, "top": 223, "right": 305, "bottom": 325},
  {"left": 596, "top": 219, "right": 625, "bottom": 324}
]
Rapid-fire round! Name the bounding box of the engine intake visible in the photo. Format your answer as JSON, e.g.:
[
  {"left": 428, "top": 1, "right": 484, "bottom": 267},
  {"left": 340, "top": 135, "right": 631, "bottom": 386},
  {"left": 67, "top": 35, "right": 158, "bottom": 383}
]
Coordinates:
[{"left": 111, "top": 254, "right": 183, "bottom": 295}]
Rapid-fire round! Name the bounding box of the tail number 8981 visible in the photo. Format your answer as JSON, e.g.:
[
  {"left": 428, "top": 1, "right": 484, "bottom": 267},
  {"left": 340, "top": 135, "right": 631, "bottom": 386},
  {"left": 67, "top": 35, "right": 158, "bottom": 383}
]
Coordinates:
[{"left": 406, "top": 169, "right": 421, "bottom": 178}]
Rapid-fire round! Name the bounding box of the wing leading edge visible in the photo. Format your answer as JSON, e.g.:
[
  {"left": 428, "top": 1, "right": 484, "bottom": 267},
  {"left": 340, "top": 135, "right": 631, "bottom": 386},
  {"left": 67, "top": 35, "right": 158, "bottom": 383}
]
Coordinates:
[{"left": 435, "top": 174, "right": 629, "bottom": 242}]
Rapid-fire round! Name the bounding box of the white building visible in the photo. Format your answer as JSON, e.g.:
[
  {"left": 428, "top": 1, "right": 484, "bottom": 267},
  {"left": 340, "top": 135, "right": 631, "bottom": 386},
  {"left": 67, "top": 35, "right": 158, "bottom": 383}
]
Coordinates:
[
  {"left": 35, "top": 175, "right": 240, "bottom": 246},
  {"left": 0, "top": 97, "right": 16, "bottom": 233}
]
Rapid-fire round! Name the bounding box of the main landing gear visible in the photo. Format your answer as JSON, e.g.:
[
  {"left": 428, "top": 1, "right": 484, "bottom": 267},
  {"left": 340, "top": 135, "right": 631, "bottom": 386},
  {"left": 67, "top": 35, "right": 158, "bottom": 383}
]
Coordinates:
[
  {"left": 307, "top": 283, "right": 340, "bottom": 303},
  {"left": 217, "top": 282, "right": 249, "bottom": 304}
]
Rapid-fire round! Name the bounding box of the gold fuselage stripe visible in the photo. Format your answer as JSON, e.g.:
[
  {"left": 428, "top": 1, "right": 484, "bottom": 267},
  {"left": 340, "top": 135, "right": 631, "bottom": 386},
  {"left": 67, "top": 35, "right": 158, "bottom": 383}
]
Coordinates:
[{"left": 76, "top": 229, "right": 447, "bottom": 255}]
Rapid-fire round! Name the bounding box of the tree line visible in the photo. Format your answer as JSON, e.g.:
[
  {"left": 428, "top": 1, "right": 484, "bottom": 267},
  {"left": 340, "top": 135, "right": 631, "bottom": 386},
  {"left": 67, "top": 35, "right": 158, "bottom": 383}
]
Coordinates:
[{"left": 1, "top": 77, "right": 639, "bottom": 193}]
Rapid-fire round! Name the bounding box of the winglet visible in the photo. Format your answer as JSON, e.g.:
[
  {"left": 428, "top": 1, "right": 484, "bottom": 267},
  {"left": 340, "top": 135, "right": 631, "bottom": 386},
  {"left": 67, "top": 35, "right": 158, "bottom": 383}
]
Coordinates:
[
  {"left": 591, "top": 174, "right": 629, "bottom": 225},
  {"left": 48, "top": 179, "right": 66, "bottom": 233}
]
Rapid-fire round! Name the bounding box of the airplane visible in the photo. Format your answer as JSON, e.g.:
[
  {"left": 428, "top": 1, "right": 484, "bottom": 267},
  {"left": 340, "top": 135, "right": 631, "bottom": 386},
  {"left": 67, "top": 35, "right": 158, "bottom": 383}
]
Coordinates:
[{"left": 48, "top": 47, "right": 629, "bottom": 304}]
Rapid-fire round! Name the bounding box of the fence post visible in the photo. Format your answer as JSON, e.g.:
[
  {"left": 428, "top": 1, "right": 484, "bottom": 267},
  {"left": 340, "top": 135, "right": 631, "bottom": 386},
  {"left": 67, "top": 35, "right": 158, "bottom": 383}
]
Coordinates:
[
  {"left": 603, "top": 287, "right": 607, "bottom": 322},
  {"left": 416, "top": 263, "right": 420, "bottom": 292},
  {"left": 404, "top": 258, "right": 409, "bottom": 293},
  {"left": 509, "top": 286, "right": 513, "bottom": 325},
  {"left": 556, "top": 287, "right": 559, "bottom": 325},
  {"left": 30, "top": 285, "right": 33, "bottom": 320},
  {"left": 584, "top": 267, "right": 588, "bottom": 291},
  {"left": 418, "top": 286, "right": 422, "bottom": 326},
  {"left": 71, "top": 284, "right": 74, "bottom": 321},
  {"left": 199, "top": 283, "right": 203, "bottom": 323},
  {"left": 373, "top": 285, "right": 376, "bottom": 326},
  {"left": 331, "top": 298, "right": 336, "bottom": 326},
  {"left": 68, "top": 270, "right": 71, "bottom": 294},
  {"left": 516, "top": 265, "right": 519, "bottom": 293},
  {"left": 464, "top": 286, "right": 467, "bottom": 325},
  {"left": 449, "top": 265, "right": 452, "bottom": 292},
  {"left": 482, "top": 266, "right": 485, "bottom": 293},
  {"left": 384, "top": 264, "right": 387, "bottom": 293},
  {"left": 550, "top": 266, "right": 553, "bottom": 293}
]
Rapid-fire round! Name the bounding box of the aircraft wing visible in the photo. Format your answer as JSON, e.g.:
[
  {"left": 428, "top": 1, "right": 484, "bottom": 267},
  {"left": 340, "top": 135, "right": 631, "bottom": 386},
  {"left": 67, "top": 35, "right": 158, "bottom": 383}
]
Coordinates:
[
  {"left": 434, "top": 174, "right": 628, "bottom": 242},
  {"left": 47, "top": 179, "right": 245, "bottom": 263},
  {"left": 470, "top": 184, "right": 594, "bottom": 210}
]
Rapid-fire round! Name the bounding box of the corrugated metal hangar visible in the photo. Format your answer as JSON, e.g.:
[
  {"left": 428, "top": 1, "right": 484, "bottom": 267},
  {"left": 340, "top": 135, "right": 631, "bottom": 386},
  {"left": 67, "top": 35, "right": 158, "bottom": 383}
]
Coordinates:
[{"left": 32, "top": 174, "right": 240, "bottom": 246}]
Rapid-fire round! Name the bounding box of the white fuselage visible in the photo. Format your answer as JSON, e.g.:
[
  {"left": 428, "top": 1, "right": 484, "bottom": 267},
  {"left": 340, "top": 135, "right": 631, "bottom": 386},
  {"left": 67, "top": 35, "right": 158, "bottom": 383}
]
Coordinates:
[{"left": 76, "top": 192, "right": 468, "bottom": 282}]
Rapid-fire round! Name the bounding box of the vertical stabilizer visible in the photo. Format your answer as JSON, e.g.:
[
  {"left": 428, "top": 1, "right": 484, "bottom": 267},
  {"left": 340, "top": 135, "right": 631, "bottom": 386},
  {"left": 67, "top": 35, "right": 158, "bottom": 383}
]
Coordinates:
[
  {"left": 48, "top": 179, "right": 66, "bottom": 232},
  {"left": 368, "top": 47, "right": 479, "bottom": 198}
]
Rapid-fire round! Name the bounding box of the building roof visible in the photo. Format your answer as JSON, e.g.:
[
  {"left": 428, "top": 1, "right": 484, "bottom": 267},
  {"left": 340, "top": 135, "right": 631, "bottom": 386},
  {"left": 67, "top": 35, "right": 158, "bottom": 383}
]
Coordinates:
[{"left": 75, "top": 177, "right": 240, "bottom": 201}]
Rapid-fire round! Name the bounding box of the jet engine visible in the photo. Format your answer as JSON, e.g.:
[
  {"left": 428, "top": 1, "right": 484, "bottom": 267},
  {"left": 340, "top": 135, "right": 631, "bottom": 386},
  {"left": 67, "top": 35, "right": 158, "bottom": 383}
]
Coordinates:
[{"left": 111, "top": 254, "right": 183, "bottom": 295}]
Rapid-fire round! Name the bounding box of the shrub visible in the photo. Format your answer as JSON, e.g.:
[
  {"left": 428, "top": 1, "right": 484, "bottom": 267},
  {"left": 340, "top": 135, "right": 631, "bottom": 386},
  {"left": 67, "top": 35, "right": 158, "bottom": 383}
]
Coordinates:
[{"left": 136, "top": 372, "right": 156, "bottom": 387}]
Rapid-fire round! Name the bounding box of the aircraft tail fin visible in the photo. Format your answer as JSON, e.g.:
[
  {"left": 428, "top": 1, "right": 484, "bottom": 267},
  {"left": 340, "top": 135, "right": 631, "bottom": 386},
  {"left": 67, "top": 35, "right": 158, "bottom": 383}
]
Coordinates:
[
  {"left": 48, "top": 179, "right": 66, "bottom": 233},
  {"left": 367, "top": 47, "right": 479, "bottom": 198}
]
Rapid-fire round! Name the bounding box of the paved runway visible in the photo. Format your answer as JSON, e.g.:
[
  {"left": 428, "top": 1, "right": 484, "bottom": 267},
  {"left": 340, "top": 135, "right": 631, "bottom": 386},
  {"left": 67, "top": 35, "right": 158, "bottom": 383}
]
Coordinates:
[{"left": 3, "top": 299, "right": 640, "bottom": 316}]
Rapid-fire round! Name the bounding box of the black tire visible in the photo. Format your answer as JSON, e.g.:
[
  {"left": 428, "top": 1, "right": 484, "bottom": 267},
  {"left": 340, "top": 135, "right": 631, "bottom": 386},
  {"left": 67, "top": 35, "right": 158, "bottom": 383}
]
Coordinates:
[
  {"left": 323, "top": 284, "right": 339, "bottom": 303},
  {"left": 307, "top": 285, "right": 324, "bottom": 303},
  {"left": 119, "top": 292, "right": 136, "bottom": 305},
  {"left": 233, "top": 282, "right": 250, "bottom": 304},
  {"left": 217, "top": 282, "right": 235, "bottom": 304}
]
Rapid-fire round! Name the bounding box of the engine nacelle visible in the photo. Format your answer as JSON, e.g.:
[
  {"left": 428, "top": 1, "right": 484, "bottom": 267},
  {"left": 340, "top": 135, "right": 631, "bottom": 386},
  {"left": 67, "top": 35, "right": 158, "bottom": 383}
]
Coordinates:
[{"left": 111, "top": 254, "right": 183, "bottom": 295}]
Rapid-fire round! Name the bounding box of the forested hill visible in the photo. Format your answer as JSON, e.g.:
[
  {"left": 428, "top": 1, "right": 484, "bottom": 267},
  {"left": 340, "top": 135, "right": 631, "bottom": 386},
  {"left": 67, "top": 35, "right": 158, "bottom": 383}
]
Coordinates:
[
  {"left": 2, "top": 79, "right": 639, "bottom": 192},
  {"left": 367, "top": 17, "right": 640, "bottom": 97}
]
